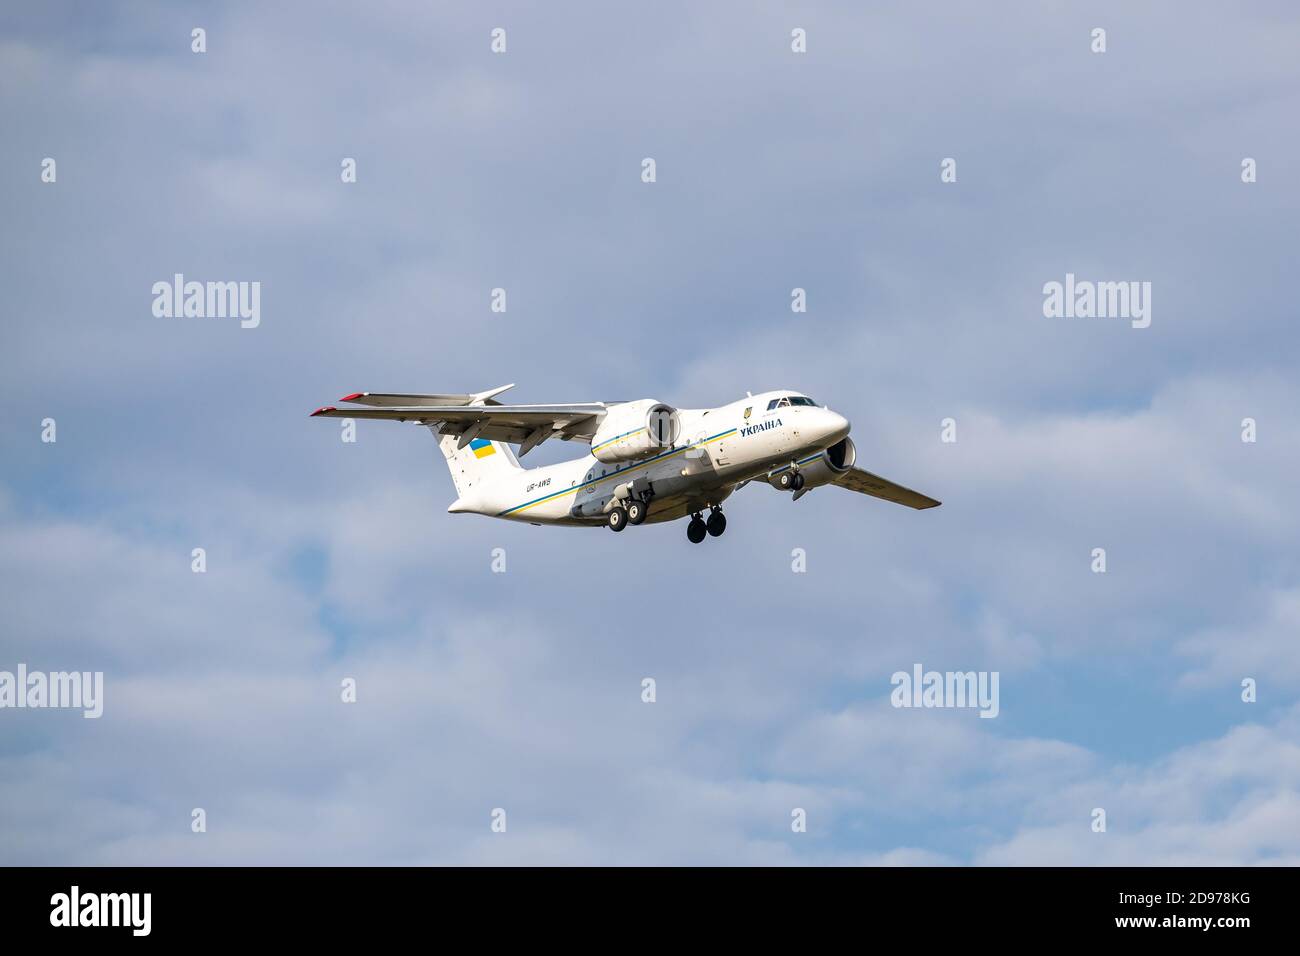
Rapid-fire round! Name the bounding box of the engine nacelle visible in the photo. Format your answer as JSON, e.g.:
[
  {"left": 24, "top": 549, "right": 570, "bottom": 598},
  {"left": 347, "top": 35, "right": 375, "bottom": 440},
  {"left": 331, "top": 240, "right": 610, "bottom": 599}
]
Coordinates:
[
  {"left": 770, "top": 436, "right": 856, "bottom": 490},
  {"left": 590, "top": 399, "right": 680, "bottom": 464}
]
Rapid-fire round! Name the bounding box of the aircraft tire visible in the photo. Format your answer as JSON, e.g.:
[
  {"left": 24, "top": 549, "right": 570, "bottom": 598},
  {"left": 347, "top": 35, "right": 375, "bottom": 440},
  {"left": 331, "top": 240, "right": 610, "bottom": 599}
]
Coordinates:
[
  {"left": 777, "top": 471, "right": 794, "bottom": 490},
  {"left": 792, "top": 473, "right": 805, "bottom": 491},
  {"left": 706, "top": 511, "right": 726, "bottom": 537},
  {"left": 608, "top": 507, "right": 628, "bottom": 532},
  {"left": 627, "top": 500, "right": 648, "bottom": 525},
  {"left": 686, "top": 517, "right": 707, "bottom": 544}
]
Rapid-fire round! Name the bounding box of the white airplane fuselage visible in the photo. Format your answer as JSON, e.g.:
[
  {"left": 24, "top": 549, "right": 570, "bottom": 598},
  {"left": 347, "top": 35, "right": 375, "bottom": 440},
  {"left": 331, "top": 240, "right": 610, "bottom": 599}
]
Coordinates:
[{"left": 448, "top": 390, "right": 850, "bottom": 527}]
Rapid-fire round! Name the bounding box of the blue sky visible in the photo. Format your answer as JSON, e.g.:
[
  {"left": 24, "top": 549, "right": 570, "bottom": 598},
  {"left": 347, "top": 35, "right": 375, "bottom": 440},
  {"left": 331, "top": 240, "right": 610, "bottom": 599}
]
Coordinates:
[{"left": 2, "top": 1, "right": 1299, "bottom": 864}]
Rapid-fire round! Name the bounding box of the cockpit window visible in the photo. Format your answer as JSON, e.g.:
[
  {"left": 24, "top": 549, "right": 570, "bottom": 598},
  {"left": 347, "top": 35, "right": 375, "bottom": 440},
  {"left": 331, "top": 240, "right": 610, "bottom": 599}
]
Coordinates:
[{"left": 767, "top": 396, "right": 819, "bottom": 410}]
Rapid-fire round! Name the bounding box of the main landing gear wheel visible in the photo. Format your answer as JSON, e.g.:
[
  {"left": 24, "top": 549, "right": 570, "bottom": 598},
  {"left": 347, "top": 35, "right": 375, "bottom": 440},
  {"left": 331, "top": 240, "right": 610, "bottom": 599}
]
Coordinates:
[
  {"left": 626, "top": 500, "right": 648, "bottom": 525},
  {"left": 608, "top": 506, "right": 628, "bottom": 532},
  {"left": 706, "top": 509, "right": 727, "bottom": 537},
  {"left": 776, "top": 470, "right": 805, "bottom": 492},
  {"left": 686, "top": 514, "right": 707, "bottom": 544}
]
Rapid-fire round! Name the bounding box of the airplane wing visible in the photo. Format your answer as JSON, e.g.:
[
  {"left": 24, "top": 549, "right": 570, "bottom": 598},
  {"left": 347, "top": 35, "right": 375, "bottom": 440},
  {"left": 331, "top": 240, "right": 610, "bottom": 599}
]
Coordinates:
[
  {"left": 834, "top": 467, "right": 942, "bottom": 510},
  {"left": 310, "top": 393, "right": 610, "bottom": 450}
]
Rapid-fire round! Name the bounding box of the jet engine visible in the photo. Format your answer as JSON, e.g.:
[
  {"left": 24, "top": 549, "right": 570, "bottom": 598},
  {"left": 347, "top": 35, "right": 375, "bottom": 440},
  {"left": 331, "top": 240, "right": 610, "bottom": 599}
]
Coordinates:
[
  {"left": 590, "top": 399, "right": 680, "bottom": 464},
  {"left": 769, "top": 436, "right": 856, "bottom": 491}
]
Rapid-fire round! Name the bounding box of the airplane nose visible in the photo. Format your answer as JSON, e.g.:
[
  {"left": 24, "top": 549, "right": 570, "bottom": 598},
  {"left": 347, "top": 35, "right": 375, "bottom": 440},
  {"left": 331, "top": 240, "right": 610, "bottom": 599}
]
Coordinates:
[{"left": 816, "top": 409, "right": 851, "bottom": 444}]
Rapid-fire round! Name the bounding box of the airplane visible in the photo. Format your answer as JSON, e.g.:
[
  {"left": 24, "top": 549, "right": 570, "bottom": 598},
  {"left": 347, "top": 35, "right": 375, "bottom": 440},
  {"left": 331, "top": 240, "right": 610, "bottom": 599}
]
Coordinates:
[{"left": 310, "top": 385, "right": 940, "bottom": 542}]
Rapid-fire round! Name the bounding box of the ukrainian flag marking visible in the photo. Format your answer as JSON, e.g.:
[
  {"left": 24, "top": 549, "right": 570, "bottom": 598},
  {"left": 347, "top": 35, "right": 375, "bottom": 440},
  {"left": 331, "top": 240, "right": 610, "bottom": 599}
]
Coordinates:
[{"left": 470, "top": 438, "right": 496, "bottom": 459}]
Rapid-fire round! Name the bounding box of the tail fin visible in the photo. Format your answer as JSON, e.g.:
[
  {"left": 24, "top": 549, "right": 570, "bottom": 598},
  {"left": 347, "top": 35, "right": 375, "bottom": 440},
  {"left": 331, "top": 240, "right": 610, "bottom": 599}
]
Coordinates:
[{"left": 433, "top": 427, "right": 521, "bottom": 496}]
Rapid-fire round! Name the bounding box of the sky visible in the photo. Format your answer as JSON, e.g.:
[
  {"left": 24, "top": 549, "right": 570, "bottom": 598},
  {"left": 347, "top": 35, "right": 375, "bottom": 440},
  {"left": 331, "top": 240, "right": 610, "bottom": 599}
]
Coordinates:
[{"left": 1, "top": 0, "right": 1299, "bottom": 865}]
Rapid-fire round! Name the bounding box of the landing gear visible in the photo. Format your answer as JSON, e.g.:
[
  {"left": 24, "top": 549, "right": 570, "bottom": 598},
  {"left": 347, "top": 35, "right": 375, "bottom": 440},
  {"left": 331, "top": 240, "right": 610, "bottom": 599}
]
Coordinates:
[
  {"left": 686, "top": 513, "right": 707, "bottom": 544},
  {"left": 686, "top": 508, "right": 725, "bottom": 543},
  {"left": 626, "top": 499, "right": 648, "bottom": 526},
  {"left": 608, "top": 506, "right": 628, "bottom": 532},
  {"left": 776, "top": 469, "right": 805, "bottom": 491}
]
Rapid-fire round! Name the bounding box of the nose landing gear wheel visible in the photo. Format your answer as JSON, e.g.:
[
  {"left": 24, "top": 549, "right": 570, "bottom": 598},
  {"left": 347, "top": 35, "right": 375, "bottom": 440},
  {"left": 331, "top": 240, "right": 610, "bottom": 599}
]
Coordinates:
[
  {"left": 686, "top": 514, "right": 707, "bottom": 543},
  {"left": 791, "top": 473, "right": 805, "bottom": 491},
  {"left": 608, "top": 506, "right": 628, "bottom": 532},
  {"left": 706, "top": 509, "right": 726, "bottom": 537},
  {"left": 777, "top": 471, "right": 795, "bottom": 490},
  {"left": 627, "top": 500, "right": 648, "bottom": 525}
]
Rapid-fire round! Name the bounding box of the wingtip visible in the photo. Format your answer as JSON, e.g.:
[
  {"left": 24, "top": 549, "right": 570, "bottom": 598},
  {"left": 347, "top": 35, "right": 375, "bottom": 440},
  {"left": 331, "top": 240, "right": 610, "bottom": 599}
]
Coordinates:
[
  {"left": 340, "top": 392, "right": 364, "bottom": 402},
  {"left": 310, "top": 405, "right": 337, "bottom": 417}
]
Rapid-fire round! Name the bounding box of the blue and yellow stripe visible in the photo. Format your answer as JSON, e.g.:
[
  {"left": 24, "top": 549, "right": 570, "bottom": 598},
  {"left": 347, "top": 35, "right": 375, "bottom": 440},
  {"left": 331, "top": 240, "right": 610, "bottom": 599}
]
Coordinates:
[
  {"left": 770, "top": 453, "right": 821, "bottom": 474},
  {"left": 589, "top": 426, "right": 645, "bottom": 456}
]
